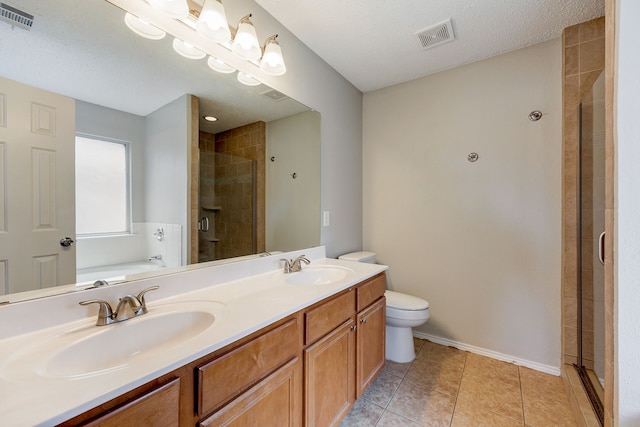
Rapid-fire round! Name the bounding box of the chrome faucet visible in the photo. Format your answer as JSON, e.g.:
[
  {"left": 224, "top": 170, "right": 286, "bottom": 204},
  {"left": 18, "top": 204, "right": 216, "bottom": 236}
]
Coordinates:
[
  {"left": 280, "top": 255, "right": 310, "bottom": 273},
  {"left": 79, "top": 286, "right": 159, "bottom": 326}
]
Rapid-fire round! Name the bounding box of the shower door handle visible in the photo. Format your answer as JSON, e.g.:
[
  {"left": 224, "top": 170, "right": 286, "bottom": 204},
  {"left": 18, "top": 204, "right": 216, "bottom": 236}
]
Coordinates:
[{"left": 598, "top": 231, "right": 605, "bottom": 265}]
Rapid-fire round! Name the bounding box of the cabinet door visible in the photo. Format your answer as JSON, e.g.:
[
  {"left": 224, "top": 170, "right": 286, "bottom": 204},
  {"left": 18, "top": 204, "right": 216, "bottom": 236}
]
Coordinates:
[
  {"left": 200, "top": 358, "right": 302, "bottom": 427},
  {"left": 80, "top": 378, "right": 180, "bottom": 427},
  {"left": 357, "top": 297, "right": 386, "bottom": 397},
  {"left": 304, "top": 319, "right": 356, "bottom": 427}
]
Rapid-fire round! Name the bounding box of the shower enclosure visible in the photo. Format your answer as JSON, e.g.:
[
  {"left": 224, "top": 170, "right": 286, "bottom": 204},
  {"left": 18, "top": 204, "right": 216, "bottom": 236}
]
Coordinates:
[
  {"left": 576, "top": 70, "right": 605, "bottom": 424},
  {"left": 198, "top": 151, "right": 257, "bottom": 263}
]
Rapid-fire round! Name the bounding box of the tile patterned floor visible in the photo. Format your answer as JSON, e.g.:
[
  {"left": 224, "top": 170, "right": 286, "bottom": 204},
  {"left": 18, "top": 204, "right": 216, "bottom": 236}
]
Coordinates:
[{"left": 340, "top": 338, "right": 577, "bottom": 427}]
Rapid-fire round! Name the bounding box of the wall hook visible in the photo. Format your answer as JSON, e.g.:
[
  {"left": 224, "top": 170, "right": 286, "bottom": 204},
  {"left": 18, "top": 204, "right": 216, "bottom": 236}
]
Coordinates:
[
  {"left": 291, "top": 172, "right": 297, "bottom": 179},
  {"left": 467, "top": 153, "right": 479, "bottom": 162},
  {"left": 270, "top": 156, "right": 276, "bottom": 162}
]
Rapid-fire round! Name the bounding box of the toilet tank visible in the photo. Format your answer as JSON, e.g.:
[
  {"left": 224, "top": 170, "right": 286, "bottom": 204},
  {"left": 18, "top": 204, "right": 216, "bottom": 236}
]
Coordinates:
[{"left": 338, "top": 251, "right": 377, "bottom": 264}]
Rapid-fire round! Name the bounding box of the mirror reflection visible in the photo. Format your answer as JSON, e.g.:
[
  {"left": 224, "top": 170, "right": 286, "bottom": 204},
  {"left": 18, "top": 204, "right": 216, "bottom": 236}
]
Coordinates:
[{"left": 0, "top": 0, "right": 320, "bottom": 303}]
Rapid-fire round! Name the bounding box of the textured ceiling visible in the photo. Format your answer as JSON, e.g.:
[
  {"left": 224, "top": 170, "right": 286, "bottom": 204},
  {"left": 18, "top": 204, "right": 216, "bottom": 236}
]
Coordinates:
[{"left": 256, "top": 0, "right": 605, "bottom": 92}]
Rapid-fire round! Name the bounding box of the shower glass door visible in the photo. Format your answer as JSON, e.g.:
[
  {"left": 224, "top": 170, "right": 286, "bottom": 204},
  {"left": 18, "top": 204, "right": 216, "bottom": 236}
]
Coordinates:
[
  {"left": 198, "top": 151, "right": 257, "bottom": 262},
  {"left": 578, "top": 70, "right": 605, "bottom": 423}
]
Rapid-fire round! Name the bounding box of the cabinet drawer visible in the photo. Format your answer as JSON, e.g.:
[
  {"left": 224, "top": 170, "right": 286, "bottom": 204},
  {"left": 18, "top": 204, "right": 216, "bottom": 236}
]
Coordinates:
[
  {"left": 81, "top": 378, "right": 180, "bottom": 427},
  {"left": 356, "top": 273, "right": 386, "bottom": 311},
  {"left": 200, "top": 358, "right": 301, "bottom": 427},
  {"left": 305, "top": 290, "right": 355, "bottom": 345},
  {"left": 198, "top": 318, "right": 299, "bottom": 416}
]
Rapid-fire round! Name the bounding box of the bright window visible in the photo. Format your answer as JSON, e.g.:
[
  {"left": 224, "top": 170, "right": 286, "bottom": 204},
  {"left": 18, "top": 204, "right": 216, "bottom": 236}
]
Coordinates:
[{"left": 75, "top": 135, "right": 130, "bottom": 235}]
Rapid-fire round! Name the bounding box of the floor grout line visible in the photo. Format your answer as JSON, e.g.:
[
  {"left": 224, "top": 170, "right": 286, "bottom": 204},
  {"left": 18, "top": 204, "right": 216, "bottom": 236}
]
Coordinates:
[{"left": 343, "top": 339, "right": 577, "bottom": 427}]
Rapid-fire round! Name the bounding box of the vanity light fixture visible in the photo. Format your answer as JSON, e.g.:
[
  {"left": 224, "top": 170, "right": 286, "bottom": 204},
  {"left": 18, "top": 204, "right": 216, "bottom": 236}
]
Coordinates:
[
  {"left": 231, "top": 14, "right": 261, "bottom": 61},
  {"left": 123, "top": 1, "right": 288, "bottom": 79},
  {"left": 207, "top": 56, "right": 236, "bottom": 74},
  {"left": 203, "top": 115, "right": 218, "bottom": 122},
  {"left": 260, "top": 34, "right": 286, "bottom": 76},
  {"left": 237, "top": 71, "right": 261, "bottom": 86},
  {"left": 196, "top": 0, "right": 231, "bottom": 43},
  {"left": 147, "top": 0, "right": 189, "bottom": 19},
  {"left": 172, "top": 37, "right": 206, "bottom": 59},
  {"left": 124, "top": 13, "right": 166, "bottom": 40}
]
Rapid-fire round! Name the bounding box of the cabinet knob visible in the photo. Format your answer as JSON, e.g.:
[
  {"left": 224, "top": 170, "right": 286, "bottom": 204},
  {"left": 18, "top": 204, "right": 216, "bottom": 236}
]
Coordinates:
[
  {"left": 350, "top": 325, "right": 357, "bottom": 331},
  {"left": 360, "top": 318, "right": 367, "bottom": 324}
]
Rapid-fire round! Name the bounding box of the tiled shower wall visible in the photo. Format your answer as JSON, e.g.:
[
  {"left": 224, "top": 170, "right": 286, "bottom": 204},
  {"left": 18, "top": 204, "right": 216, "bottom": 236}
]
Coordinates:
[
  {"left": 561, "top": 16, "right": 607, "bottom": 427},
  {"left": 562, "top": 15, "right": 604, "bottom": 368},
  {"left": 198, "top": 122, "right": 266, "bottom": 261}
]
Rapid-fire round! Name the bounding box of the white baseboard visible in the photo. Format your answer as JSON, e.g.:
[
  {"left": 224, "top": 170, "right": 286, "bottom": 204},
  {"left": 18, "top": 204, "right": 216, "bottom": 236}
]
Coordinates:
[{"left": 412, "top": 331, "right": 561, "bottom": 377}]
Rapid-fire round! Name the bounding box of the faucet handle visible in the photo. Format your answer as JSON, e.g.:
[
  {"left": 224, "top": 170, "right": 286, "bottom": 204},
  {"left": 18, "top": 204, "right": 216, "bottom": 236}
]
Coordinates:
[
  {"left": 79, "top": 300, "right": 114, "bottom": 326},
  {"left": 136, "top": 286, "right": 159, "bottom": 314},
  {"left": 280, "top": 258, "right": 292, "bottom": 273},
  {"left": 290, "top": 255, "right": 311, "bottom": 272}
]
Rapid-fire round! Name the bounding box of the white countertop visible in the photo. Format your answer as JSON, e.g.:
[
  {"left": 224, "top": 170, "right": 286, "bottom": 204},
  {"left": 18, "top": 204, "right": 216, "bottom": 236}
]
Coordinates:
[{"left": 0, "top": 247, "right": 387, "bottom": 427}]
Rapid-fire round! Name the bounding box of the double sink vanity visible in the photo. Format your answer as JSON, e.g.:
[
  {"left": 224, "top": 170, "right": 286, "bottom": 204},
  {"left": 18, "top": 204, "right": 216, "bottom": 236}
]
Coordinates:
[{"left": 0, "top": 247, "right": 388, "bottom": 426}]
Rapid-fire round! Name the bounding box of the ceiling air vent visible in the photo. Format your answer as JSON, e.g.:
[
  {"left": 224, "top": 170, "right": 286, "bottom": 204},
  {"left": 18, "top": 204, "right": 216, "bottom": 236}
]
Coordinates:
[
  {"left": 0, "top": 3, "right": 34, "bottom": 31},
  {"left": 415, "top": 19, "right": 455, "bottom": 50},
  {"left": 261, "top": 89, "right": 289, "bottom": 102}
]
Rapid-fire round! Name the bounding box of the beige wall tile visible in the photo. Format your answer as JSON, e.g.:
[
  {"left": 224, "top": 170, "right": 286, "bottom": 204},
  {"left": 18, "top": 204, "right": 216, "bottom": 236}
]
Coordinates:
[
  {"left": 564, "top": 326, "right": 578, "bottom": 357},
  {"left": 579, "top": 39, "right": 605, "bottom": 73},
  {"left": 565, "top": 45, "right": 580, "bottom": 76},
  {"left": 580, "top": 18, "right": 605, "bottom": 43},
  {"left": 565, "top": 24, "right": 581, "bottom": 47}
]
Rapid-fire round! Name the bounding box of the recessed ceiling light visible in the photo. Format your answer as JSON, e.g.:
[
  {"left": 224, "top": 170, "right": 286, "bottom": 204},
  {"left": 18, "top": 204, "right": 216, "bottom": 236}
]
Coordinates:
[{"left": 203, "top": 115, "right": 218, "bottom": 122}]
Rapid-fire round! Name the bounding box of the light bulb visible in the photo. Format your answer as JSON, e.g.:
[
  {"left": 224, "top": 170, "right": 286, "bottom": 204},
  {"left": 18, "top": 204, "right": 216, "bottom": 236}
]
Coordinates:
[
  {"left": 260, "top": 35, "right": 286, "bottom": 76},
  {"left": 197, "top": 0, "right": 231, "bottom": 43},
  {"left": 231, "top": 15, "right": 261, "bottom": 61}
]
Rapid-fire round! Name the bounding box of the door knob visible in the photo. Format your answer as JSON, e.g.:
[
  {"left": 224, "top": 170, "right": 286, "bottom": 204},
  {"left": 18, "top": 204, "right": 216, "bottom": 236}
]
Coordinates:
[{"left": 59, "top": 237, "right": 74, "bottom": 247}]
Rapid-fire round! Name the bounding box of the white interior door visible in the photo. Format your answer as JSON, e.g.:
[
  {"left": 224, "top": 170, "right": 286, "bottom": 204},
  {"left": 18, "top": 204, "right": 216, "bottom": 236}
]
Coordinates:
[{"left": 0, "top": 76, "right": 76, "bottom": 295}]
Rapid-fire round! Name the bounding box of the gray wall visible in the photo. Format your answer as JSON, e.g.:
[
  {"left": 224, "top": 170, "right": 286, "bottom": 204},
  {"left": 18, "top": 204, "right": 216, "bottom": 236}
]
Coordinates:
[
  {"left": 266, "top": 111, "right": 321, "bottom": 251},
  {"left": 144, "top": 95, "right": 191, "bottom": 264},
  {"left": 363, "top": 39, "right": 562, "bottom": 370},
  {"left": 246, "top": 0, "right": 364, "bottom": 258},
  {"left": 615, "top": 0, "right": 640, "bottom": 423}
]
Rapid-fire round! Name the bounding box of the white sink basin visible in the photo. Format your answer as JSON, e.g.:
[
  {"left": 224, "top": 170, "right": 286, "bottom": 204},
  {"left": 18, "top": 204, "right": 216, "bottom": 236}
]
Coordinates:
[
  {"left": 45, "top": 310, "right": 214, "bottom": 378},
  {"left": 1, "top": 300, "right": 225, "bottom": 381},
  {"left": 282, "top": 266, "right": 354, "bottom": 285}
]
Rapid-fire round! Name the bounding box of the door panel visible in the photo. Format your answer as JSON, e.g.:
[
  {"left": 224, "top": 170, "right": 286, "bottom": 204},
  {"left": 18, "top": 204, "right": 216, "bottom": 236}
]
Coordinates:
[{"left": 0, "top": 76, "right": 75, "bottom": 295}]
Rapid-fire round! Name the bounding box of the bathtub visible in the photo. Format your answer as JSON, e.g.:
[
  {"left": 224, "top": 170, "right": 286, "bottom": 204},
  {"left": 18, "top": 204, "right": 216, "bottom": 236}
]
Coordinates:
[{"left": 76, "top": 261, "right": 164, "bottom": 284}]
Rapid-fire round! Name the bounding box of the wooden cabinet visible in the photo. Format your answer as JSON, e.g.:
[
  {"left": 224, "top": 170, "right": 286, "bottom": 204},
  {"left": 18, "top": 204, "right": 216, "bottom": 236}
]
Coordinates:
[
  {"left": 304, "top": 319, "right": 356, "bottom": 427},
  {"left": 58, "top": 272, "right": 386, "bottom": 427},
  {"left": 304, "top": 272, "right": 387, "bottom": 426},
  {"left": 356, "top": 297, "right": 385, "bottom": 397}
]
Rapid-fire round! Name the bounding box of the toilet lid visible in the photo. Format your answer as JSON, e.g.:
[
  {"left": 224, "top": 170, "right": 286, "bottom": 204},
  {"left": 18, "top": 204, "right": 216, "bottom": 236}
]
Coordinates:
[{"left": 385, "top": 290, "right": 429, "bottom": 310}]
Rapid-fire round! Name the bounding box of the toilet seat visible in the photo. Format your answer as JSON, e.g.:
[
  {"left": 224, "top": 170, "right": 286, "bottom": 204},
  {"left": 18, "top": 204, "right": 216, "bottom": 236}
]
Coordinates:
[{"left": 385, "top": 290, "right": 429, "bottom": 310}]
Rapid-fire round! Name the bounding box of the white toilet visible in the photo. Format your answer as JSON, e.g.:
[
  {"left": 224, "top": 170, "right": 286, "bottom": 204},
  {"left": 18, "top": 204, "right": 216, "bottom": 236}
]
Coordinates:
[{"left": 338, "top": 251, "right": 430, "bottom": 363}]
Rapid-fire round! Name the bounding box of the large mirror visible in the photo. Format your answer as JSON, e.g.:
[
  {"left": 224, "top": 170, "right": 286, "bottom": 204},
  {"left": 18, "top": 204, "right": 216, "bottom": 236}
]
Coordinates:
[{"left": 0, "top": 0, "right": 320, "bottom": 303}]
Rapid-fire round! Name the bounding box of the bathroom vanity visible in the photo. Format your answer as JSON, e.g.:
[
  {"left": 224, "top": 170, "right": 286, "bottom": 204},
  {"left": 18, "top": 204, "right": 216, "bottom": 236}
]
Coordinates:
[{"left": 0, "top": 247, "right": 387, "bottom": 426}]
